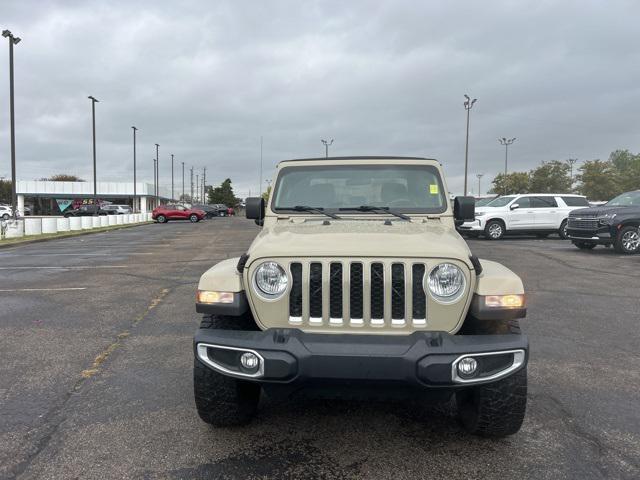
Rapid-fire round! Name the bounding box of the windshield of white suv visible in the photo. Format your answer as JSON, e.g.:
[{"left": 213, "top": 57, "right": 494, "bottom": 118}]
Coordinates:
[
  {"left": 272, "top": 164, "right": 447, "bottom": 213},
  {"left": 606, "top": 191, "right": 640, "bottom": 206},
  {"left": 485, "top": 196, "right": 516, "bottom": 207}
]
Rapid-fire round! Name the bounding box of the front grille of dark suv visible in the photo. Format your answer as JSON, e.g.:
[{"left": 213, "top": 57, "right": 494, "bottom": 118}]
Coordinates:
[
  {"left": 288, "top": 260, "right": 429, "bottom": 327},
  {"left": 568, "top": 218, "right": 599, "bottom": 229}
]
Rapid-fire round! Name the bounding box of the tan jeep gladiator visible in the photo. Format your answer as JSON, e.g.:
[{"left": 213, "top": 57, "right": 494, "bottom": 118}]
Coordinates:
[{"left": 193, "top": 156, "right": 528, "bottom": 437}]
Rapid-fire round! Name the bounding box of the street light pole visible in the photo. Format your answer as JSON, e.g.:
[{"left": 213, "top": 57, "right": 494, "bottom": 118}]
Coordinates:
[
  {"left": 195, "top": 174, "right": 199, "bottom": 203},
  {"left": 259, "top": 135, "right": 263, "bottom": 196},
  {"left": 202, "top": 167, "right": 206, "bottom": 203},
  {"left": 463, "top": 94, "right": 477, "bottom": 196},
  {"left": 181, "top": 162, "right": 185, "bottom": 201},
  {"left": 132, "top": 126, "right": 138, "bottom": 213},
  {"left": 321, "top": 139, "right": 334, "bottom": 158},
  {"left": 153, "top": 158, "right": 157, "bottom": 209},
  {"left": 190, "top": 167, "right": 194, "bottom": 203},
  {"left": 155, "top": 143, "right": 160, "bottom": 205},
  {"left": 2, "top": 30, "right": 20, "bottom": 219},
  {"left": 88, "top": 95, "right": 99, "bottom": 211},
  {"left": 566, "top": 158, "right": 578, "bottom": 191},
  {"left": 476, "top": 173, "right": 484, "bottom": 197},
  {"left": 171, "top": 154, "right": 174, "bottom": 201},
  {"left": 498, "top": 137, "right": 516, "bottom": 176}
]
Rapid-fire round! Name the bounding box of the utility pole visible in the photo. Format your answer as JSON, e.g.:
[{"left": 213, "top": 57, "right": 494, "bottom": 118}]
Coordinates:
[
  {"left": 153, "top": 158, "right": 157, "bottom": 209},
  {"left": 155, "top": 144, "right": 160, "bottom": 205},
  {"left": 132, "top": 126, "right": 138, "bottom": 212},
  {"left": 259, "top": 135, "right": 263, "bottom": 196},
  {"left": 463, "top": 94, "right": 477, "bottom": 196},
  {"left": 202, "top": 167, "right": 206, "bottom": 203},
  {"left": 190, "top": 167, "right": 194, "bottom": 203},
  {"left": 2, "top": 30, "right": 20, "bottom": 219},
  {"left": 88, "top": 95, "right": 99, "bottom": 211},
  {"left": 476, "top": 173, "right": 484, "bottom": 197},
  {"left": 171, "top": 154, "right": 174, "bottom": 201},
  {"left": 566, "top": 158, "right": 578, "bottom": 191},
  {"left": 321, "top": 138, "right": 334, "bottom": 158},
  {"left": 181, "top": 162, "right": 185, "bottom": 202},
  {"left": 195, "top": 174, "right": 199, "bottom": 203}
]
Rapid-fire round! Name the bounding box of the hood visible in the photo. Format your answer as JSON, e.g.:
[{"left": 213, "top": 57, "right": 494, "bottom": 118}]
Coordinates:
[
  {"left": 569, "top": 205, "right": 634, "bottom": 217},
  {"left": 248, "top": 219, "right": 472, "bottom": 262}
]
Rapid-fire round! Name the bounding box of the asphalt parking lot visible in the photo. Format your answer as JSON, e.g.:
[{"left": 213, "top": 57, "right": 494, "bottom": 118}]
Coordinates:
[{"left": 1, "top": 218, "right": 639, "bottom": 480}]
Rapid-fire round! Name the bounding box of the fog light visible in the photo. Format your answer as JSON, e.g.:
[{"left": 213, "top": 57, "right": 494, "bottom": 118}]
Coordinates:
[
  {"left": 240, "top": 352, "right": 260, "bottom": 370},
  {"left": 457, "top": 357, "right": 478, "bottom": 377}
]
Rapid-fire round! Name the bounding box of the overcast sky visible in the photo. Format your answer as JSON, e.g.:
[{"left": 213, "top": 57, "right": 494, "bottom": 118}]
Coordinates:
[{"left": 1, "top": 0, "right": 639, "bottom": 196}]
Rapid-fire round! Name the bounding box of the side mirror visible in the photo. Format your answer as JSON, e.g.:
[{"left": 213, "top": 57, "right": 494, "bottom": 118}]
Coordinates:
[
  {"left": 245, "top": 197, "right": 265, "bottom": 224},
  {"left": 510, "top": 203, "right": 520, "bottom": 210},
  {"left": 454, "top": 196, "right": 475, "bottom": 222}
]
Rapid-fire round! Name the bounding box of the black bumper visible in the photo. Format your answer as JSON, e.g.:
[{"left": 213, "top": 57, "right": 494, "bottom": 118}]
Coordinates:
[
  {"left": 194, "top": 328, "right": 528, "bottom": 388},
  {"left": 567, "top": 226, "right": 614, "bottom": 244}
]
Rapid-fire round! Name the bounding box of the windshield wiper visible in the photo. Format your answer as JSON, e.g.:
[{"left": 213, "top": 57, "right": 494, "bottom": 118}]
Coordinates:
[
  {"left": 339, "top": 205, "right": 411, "bottom": 221},
  {"left": 292, "top": 205, "right": 342, "bottom": 219}
]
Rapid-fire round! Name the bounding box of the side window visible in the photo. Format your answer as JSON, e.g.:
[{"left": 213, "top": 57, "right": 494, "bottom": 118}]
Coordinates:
[
  {"left": 531, "top": 196, "right": 558, "bottom": 208},
  {"left": 561, "top": 196, "right": 589, "bottom": 207},
  {"left": 513, "top": 197, "right": 531, "bottom": 208}
]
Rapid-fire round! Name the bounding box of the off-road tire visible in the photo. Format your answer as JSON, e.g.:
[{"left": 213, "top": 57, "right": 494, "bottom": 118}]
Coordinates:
[
  {"left": 194, "top": 314, "right": 261, "bottom": 426},
  {"left": 558, "top": 220, "right": 569, "bottom": 239},
  {"left": 614, "top": 226, "right": 640, "bottom": 254},
  {"left": 572, "top": 241, "right": 596, "bottom": 250},
  {"left": 189, "top": 214, "right": 199, "bottom": 223},
  {"left": 484, "top": 220, "right": 505, "bottom": 240},
  {"left": 456, "top": 368, "right": 527, "bottom": 437},
  {"left": 456, "top": 317, "right": 526, "bottom": 436},
  {"left": 156, "top": 214, "right": 167, "bottom": 223}
]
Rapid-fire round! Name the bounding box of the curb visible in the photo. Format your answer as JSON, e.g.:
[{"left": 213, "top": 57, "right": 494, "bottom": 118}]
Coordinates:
[{"left": 0, "top": 222, "right": 155, "bottom": 250}]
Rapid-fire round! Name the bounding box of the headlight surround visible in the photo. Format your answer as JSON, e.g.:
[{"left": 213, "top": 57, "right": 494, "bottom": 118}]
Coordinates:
[
  {"left": 426, "top": 263, "right": 466, "bottom": 303},
  {"left": 254, "top": 261, "right": 288, "bottom": 298},
  {"left": 598, "top": 213, "right": 617, "bottom": 225}
]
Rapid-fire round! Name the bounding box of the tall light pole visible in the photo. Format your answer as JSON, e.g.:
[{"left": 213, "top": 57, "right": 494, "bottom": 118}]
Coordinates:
[
  {"left": 476, "top": 173, "right": 484, "bottom": 197},
  {"left": 321, "top": 138, "right": 334, "bottom": 158},
  {"left": 498, "top": 137, "right": 516, "bottom": 176},
  {"left": 155, "top": 144, "right": 160, "bottom": 205},
  {"left": 259, "top": 136, "right": 263, "bottom": 196},
  {"left": 566, "top": 158, "right": 578, "bottom": 191},
  {"left": 190, "top": 167, "right": 194, "bottom": 203},
  {"left": 181, "top": 162, "right": 185, "bottom": 202},
  {"left": 2, "top": 30, "right": 20, "bottom": 219},
  {"left": 202, "top": 167, "right": 206, "bottom": 203},
  {"left": 171, "top": 154, "right": 174, "bottom": 201},
  {"left": 88, "top": 95, "right": 99, "bottom": 210},
  {"left": 195, "top": 174, "right": 199, "bottom": 203},
  {"left": 132, "top": 126, "right": 138, "bottom": 212},
  {"left": 463, "top": 94, "right": 477, "bottom": 196},
  {"left": 153, "top": 158, "right": 157, "bottom": 209}
]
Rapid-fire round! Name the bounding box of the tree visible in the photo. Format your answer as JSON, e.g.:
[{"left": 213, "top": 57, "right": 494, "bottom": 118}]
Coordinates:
[
  {"left": 262, "top": 185, "right": 272, "bottom": 203},
  {"left": 208, "top": 178, "right": 239, "bottom": 206},
  {"left": 528, "top": 160, "right": 572, "bottom": 193},
  {"left": 609, "top": 149, "right": 640, "bottom": 192},
  {"left": 576, "top": 160, "right": 620, "bottom": 201},
  {"left": 0, "top": 179, "right": 11, "bottom": 204},
  {"left": 489, "top": 172, "right": 530, "bottom": 195},
  {"left": 42, "top": 174, "right": 85, "bottom": 182}
]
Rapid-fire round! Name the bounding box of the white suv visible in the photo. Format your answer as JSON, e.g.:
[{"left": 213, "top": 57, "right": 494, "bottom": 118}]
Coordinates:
[
  {"left": 1, "top": 205, "right": 13, "bottom": 220},
  {"left": 459, "top": 194, "right": 589, "bottom": 240}
]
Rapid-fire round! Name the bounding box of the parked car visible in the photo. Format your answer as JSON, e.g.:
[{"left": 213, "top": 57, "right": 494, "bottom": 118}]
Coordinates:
[
  {"left": 567, "top": 190, "right": 640, "bottom": 254},
  {"left": 0, "top": 205, "right": 13, "bottom": 220},
  {"left": 102, "top": 204, "right": 132, "bottom": 214},
  {"left": 152, "top": 204, "right": 205, "bottom": 223},
  {"left": 191, "top": 204, "right": 219, "bottom": 219},
  {"left": 210, "top": 204, "right": 229, "bottom": 216},
  {"left": 63, "top": 205, "right": 107, "bottom": 217},
  {"left": 458, "top": 193, "right": 589, "bottom": 240},
  {"left": 475, "top": 196, "right": 498, "bottom": 207}
]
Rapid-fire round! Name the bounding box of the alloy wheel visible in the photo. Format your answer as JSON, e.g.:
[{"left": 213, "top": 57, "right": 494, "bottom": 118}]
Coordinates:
[
  {"left": 488, "top": 223, "right": 503, "bottom": 239},
  {"left": 622, "top": 230, "right": 640, "bottom": 252}
]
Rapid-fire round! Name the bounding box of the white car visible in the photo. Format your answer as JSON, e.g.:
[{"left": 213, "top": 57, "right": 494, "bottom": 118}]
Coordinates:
[
  {"left": 0, "top": 205, "right": 13, "bottom": 220},
  {"left": 101, "top": 204, "right": 132, "bottom": 214},
  {"left": 458, "top": 193, "right": 590, "bottom": 240}
]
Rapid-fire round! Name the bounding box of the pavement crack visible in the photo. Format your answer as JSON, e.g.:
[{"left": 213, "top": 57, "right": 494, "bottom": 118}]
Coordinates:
[{"left": 8, "top": 287, "right": 171, "bottom": 480}]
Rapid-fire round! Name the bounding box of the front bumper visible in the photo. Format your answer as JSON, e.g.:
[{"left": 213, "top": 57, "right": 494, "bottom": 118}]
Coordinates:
[
  {"left": 457, "top": 218, "right": 486, "bottom": 231},
  {"left": 567, "top": 225, "right": 613, "bottom": 243},
  {"left": 194, "top": 328, "right": 528, "bottom": 388}
]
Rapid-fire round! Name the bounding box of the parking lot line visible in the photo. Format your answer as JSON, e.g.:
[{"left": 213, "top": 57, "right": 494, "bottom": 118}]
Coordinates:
[{"left": 0, "top": 287, "right": 88, "bottom": 292}]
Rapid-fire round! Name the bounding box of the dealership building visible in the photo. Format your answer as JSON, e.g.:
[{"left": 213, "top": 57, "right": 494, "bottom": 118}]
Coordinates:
[{"left": 15, "top": 180, "right": 173, "bottom": 215}]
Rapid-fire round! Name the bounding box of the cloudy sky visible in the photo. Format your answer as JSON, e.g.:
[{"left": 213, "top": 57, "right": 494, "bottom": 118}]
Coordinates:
[{"left": 1, "top": 0, "right": 639, "bottom": 196}]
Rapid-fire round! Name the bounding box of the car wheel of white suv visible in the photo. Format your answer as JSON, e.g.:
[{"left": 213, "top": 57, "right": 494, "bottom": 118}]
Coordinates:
[{"left": 484, "top": 220, "right": 505, "bottom": 240}]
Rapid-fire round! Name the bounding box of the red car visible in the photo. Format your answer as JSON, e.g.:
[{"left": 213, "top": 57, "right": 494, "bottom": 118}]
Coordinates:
[{"left": 152, "top": 205, "right": 205, "bottom": 223}]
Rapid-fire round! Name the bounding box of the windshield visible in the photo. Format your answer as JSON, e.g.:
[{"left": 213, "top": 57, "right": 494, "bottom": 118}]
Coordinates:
[
  {"left": 485, "top": 196, "right": 516, "bottom": 207},
  {"left": 272, "top": 164, "right": 447, "bottom": 213},
  {"left": 606, "top": 191, "right": 640, "bottom": 206},
  {"left": 475, "top": 197, "right": 496, "bottom": 207}
]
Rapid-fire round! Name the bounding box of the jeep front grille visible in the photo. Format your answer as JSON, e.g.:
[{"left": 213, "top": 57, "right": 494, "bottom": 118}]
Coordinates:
[{"left": 288, "top": 260, "right": 428, "bottom": 328}]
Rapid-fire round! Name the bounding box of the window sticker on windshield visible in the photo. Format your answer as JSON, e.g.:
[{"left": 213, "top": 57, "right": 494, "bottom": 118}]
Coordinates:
[{"left": 429, "top": 184, "right": 439, "bottom": 194}]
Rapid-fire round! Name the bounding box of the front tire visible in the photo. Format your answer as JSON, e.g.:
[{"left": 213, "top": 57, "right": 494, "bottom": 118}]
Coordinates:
[
  {"left": 484, "top": 220, "right": 505, "bottom": 240},
  {"left": 614, "top": 226, "right": 640, "bottom": 254},
  {"left": 558, "top": 220, "right": 569, "bottom": 239},
  {"left": 1, "top": 213, "right": 9, "bottom": 220},
  {"left": 194, "top": 314, "right": 261, "bottom": 426},
  {"left": 189, "top": 214, "right": 198, "bottom": 223},
  {"left": 156, "top": 215, "right": 167, "bottom": 223}
]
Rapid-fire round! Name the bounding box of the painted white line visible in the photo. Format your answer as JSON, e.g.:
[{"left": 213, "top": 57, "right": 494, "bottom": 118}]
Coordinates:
[
  {"left": 0, "top": 287, "right": 88, "bottom": 292},
  {"left": 0, "top": 266, "right": 129, "bottom": 270}
]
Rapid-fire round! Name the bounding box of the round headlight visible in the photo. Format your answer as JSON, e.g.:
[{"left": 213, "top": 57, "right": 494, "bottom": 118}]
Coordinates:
[
  {"left": 254, "top": 261, "right": 288, "bottom": 297},
  {"left": 426, "top": 263, "right": 466, "bottom": 302}
]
